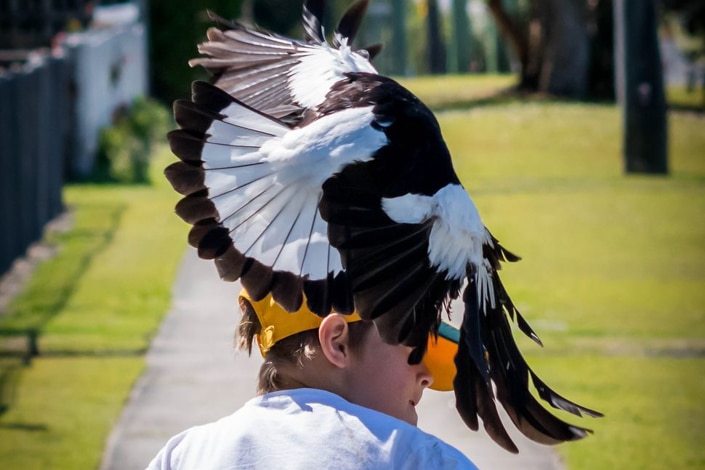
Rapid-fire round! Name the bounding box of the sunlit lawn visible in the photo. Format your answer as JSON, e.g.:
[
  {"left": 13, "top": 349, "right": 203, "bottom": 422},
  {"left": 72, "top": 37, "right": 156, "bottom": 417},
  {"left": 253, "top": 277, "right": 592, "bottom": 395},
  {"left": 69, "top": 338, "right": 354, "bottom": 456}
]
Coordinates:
[
  {"left": 396, "top": 73, "right": 516, "bottom": 109},
  {"left": 667, "top": 84, "right": 705, "bottom": 110}
]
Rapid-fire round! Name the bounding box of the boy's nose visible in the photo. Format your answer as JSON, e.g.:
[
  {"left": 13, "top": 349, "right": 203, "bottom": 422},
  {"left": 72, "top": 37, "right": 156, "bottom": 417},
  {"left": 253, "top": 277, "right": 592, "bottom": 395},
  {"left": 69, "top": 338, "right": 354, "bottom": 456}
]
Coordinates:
[{"left": 418, "top": 362, "right": 434, "bottom": 389}]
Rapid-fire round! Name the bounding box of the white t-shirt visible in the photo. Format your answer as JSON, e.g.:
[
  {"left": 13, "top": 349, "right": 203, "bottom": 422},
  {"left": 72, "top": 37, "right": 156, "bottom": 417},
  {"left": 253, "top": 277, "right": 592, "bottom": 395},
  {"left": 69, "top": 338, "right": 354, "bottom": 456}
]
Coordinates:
[{"left": 147, "top": 388, "right": 478, "bottom": 470}]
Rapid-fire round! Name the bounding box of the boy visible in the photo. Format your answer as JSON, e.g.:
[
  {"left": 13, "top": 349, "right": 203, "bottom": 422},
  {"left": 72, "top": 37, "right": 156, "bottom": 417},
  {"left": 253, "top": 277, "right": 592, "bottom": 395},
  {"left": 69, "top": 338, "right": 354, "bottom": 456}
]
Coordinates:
[{"left": 146, "top": 290, "right": 477, "bottom": 469}]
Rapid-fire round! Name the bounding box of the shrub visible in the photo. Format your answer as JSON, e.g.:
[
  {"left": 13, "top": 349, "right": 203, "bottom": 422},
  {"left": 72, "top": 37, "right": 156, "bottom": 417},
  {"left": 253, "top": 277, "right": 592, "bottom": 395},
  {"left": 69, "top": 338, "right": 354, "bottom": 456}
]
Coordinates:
[{"left": 95, "top": 97, "right": 172, "bottom": 184}]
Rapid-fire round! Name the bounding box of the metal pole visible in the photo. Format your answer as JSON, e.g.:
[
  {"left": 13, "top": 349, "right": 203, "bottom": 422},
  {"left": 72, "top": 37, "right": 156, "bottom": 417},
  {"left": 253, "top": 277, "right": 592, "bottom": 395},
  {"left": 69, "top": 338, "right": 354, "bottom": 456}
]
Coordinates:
[
  {"left": 391, "top": 0, "right": 407, "bottom": 75},
  {"left": 450, "top": 0, "right": 471, "bottom": 73},
  {"left": 614, "top": 0, "right": 668, "bottom": 174}
]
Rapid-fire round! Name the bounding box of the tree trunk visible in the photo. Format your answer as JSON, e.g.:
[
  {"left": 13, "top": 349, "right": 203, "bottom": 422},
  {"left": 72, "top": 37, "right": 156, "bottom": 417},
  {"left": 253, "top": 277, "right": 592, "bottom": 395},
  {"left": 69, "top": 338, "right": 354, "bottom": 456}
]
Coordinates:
[
  {"left": 487, "top": 0, "right": 528, "bottom": 72},
  {"left": 587, "top": 0, "right": 615, "bottom": 100},
  {"left": 488, "top": 0, "right": 591, "bottom": 98},
  {"left": 538, "top": 0, "right": 591, "bottom": 97}
]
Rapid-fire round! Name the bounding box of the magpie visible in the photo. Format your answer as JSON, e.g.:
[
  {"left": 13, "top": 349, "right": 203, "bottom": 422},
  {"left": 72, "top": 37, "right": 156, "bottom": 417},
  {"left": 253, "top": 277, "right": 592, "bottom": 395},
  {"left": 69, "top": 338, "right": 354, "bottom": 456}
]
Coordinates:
[{"left": 166, "top": 0, "right": 602, "bottom": 453}]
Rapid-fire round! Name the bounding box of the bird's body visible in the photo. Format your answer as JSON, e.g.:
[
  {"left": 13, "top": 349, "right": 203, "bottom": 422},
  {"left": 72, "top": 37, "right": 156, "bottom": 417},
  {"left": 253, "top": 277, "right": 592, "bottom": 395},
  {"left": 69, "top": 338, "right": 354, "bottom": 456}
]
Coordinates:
[{"left": 167, "top": 0, "right": 601, "bottom": 453}]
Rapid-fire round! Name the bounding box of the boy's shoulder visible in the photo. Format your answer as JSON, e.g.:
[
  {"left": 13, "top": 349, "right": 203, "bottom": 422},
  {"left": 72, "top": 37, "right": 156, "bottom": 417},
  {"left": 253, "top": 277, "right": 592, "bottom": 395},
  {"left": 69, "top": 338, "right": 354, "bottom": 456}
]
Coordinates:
[{"left": 148, "top": 388, "right": 478, "bottom": 470}]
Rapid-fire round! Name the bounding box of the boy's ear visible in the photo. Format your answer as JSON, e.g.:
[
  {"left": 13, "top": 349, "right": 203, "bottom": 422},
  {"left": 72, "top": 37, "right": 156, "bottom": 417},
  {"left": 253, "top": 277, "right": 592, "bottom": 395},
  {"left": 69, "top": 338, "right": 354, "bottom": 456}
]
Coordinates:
[{"left": 318, "top": 314, "right": 352, "bottom": 369}]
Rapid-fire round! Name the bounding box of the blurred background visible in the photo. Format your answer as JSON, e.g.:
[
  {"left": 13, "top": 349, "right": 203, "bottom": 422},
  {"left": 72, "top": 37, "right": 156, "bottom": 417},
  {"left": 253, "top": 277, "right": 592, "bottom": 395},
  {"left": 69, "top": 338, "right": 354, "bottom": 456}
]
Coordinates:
[{"left": 0, "top": 1, "right": 703, "bottom": 469}]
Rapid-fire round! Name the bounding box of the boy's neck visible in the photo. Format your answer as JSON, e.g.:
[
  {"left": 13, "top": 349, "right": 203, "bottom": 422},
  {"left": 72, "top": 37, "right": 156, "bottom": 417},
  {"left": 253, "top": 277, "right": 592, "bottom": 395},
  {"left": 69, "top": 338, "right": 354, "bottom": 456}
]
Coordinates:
[{"left": 266, "top": 354, "right": 346, "bottom": 398}]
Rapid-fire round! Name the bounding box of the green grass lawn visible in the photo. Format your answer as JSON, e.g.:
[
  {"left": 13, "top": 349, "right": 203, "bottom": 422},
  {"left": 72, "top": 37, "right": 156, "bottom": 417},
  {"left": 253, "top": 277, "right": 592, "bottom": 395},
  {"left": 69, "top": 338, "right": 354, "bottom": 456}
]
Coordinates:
[
  {"left": 396, "top": 73, "right": 517, "bottom": 110},
  {"left": 667, "top": 84, "right": 705, "bottom": 111},
  {"left": 0, "top": 75, "right": 703, "bottom": 469},
  {"left": 0, "top": 148, "right": 186, "bottom": 469}
]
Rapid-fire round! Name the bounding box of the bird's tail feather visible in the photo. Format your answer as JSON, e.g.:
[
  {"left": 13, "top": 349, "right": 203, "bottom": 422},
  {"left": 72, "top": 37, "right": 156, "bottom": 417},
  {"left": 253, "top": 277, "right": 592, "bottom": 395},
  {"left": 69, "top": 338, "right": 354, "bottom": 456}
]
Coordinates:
[{"left": 454, "top": 265, "right": 602, "bottom": 452}]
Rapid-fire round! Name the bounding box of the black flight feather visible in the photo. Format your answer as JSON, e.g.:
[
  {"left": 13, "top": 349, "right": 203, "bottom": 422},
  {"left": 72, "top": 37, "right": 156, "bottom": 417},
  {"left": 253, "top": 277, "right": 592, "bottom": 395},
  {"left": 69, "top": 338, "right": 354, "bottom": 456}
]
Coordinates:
[{"left": 334, "top": 0, "right": 369, "bottom": 46}]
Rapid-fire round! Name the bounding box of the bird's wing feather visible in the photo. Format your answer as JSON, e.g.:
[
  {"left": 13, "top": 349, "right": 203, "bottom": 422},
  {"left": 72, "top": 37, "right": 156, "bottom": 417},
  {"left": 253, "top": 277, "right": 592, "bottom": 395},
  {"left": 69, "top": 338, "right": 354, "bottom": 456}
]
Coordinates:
[
  {"left": 333, "top": 0, "right": 369, "bottom": 47},
  {"left": 189, "top": 1, "right": 379, "bottom": 123},
  {"left": 302, "top": 0, "right": 326, "bottom": 43},
  {"left": 166, "top": 81, "right": 387, "bottom": 312},
  {"left": 189, "top": 19, "right": 307, "bottom": 120}
]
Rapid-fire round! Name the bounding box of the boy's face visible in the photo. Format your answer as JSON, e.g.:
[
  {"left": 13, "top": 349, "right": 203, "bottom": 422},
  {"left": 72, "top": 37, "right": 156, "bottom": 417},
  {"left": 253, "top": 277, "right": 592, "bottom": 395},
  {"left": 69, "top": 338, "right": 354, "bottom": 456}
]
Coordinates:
[{"left": 345, "top": 324, "right": 433, "bottom": 425}]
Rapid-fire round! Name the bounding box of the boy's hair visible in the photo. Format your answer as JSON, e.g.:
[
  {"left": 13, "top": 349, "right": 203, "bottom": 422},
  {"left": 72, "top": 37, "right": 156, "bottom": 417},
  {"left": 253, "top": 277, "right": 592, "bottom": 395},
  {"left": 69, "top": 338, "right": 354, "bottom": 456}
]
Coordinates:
[{"left": 238, "top": 297, "right": 373, "bottom": 394}]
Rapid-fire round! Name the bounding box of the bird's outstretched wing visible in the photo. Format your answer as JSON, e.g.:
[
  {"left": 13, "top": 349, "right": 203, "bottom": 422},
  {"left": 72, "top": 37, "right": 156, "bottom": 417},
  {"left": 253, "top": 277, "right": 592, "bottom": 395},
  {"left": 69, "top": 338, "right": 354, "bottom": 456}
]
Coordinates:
[
  {"left": 168, "top": 0, "right": 603, "bottom": 453},
  {"left": 189, "top": 0, "right": 382, "bottom": 124},
  {"left": 167, "top": 80, "right": 387, "bottom": 312}
]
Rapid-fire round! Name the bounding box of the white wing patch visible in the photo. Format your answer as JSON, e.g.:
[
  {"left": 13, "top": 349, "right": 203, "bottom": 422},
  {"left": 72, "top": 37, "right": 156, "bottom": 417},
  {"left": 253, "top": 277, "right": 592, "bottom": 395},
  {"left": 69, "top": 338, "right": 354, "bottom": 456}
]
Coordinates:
[
  {"left": 382, "top": 184, "right": 496, "bottom": 307},
  {"left": 381, "top": 193, "right": 434, "bottom": 224},
  {"left": 202, "top": 105, "right": 388, "bottom": 279},
  {"left": 289, "top": 39, "right": 377, "bottom": 109}
]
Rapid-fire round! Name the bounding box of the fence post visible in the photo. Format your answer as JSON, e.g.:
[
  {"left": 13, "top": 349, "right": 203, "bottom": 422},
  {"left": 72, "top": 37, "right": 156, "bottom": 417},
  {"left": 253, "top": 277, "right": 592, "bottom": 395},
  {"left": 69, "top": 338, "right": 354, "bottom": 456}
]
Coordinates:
[
  {"left": 50, "top": 54, "right": 67, "bottom": 218},
  {"left": 4, "top": 66, "right": 24, "bottom": 267},
  {"left": 36, "top": 56, "right": 51, "bottom": 234},
  {"left": 0, "top": 51, "right": 67, "bottom": 278},
  {"left": 17, "top": 65, "right": 41, "bottom": 251}
]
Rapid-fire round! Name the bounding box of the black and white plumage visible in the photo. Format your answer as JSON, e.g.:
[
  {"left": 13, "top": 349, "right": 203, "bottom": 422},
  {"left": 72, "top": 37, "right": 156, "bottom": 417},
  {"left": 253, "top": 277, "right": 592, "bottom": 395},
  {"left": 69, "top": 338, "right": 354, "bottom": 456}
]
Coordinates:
[
  {"left": 188, "top": 1, "right": 382, "bottom": 124},
  {"left": 166, "top": 0, "right": 602, "bottom": 453}
]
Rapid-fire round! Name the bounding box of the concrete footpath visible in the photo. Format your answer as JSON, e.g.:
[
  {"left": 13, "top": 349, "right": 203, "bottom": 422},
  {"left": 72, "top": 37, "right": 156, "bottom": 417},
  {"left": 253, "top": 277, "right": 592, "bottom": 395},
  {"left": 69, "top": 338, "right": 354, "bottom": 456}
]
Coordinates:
[{"left": 100, "top": 248, "right": 563, "bottom": 470}]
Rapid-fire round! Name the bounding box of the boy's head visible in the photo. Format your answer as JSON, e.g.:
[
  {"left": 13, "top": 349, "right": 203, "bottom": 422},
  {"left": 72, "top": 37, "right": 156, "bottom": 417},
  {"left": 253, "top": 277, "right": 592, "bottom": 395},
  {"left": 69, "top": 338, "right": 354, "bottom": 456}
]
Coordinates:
[{"left": 238, "top": 290, "right": 459, "bottom": 425}]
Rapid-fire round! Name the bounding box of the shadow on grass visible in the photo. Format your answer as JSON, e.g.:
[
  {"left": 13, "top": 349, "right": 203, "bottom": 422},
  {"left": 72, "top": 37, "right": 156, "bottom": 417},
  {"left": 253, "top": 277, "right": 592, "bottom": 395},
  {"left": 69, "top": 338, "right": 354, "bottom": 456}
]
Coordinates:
[
  {"left": 668, "top": 103, "right": 705, "bottom": 115},
  {"left": 425, "top": 87, "right": 618, "bottom": 113},
  {"left": 429, "top": 86, "right": 705, "bottom": 117},
  {"left": 0, "top": 361, "right": 21, "bottom": 417},
  {"left": 424, "top": 88, "right": 520, "bottom": 113},
  {"left": 0, "top": 202, "right": 127, "bottom": 414},
  {"left": 0, "top": 422, "right": 48, "bottom": 432},
  {"left": 3, "top": 202, "right": 126, "bottom": 331}
]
